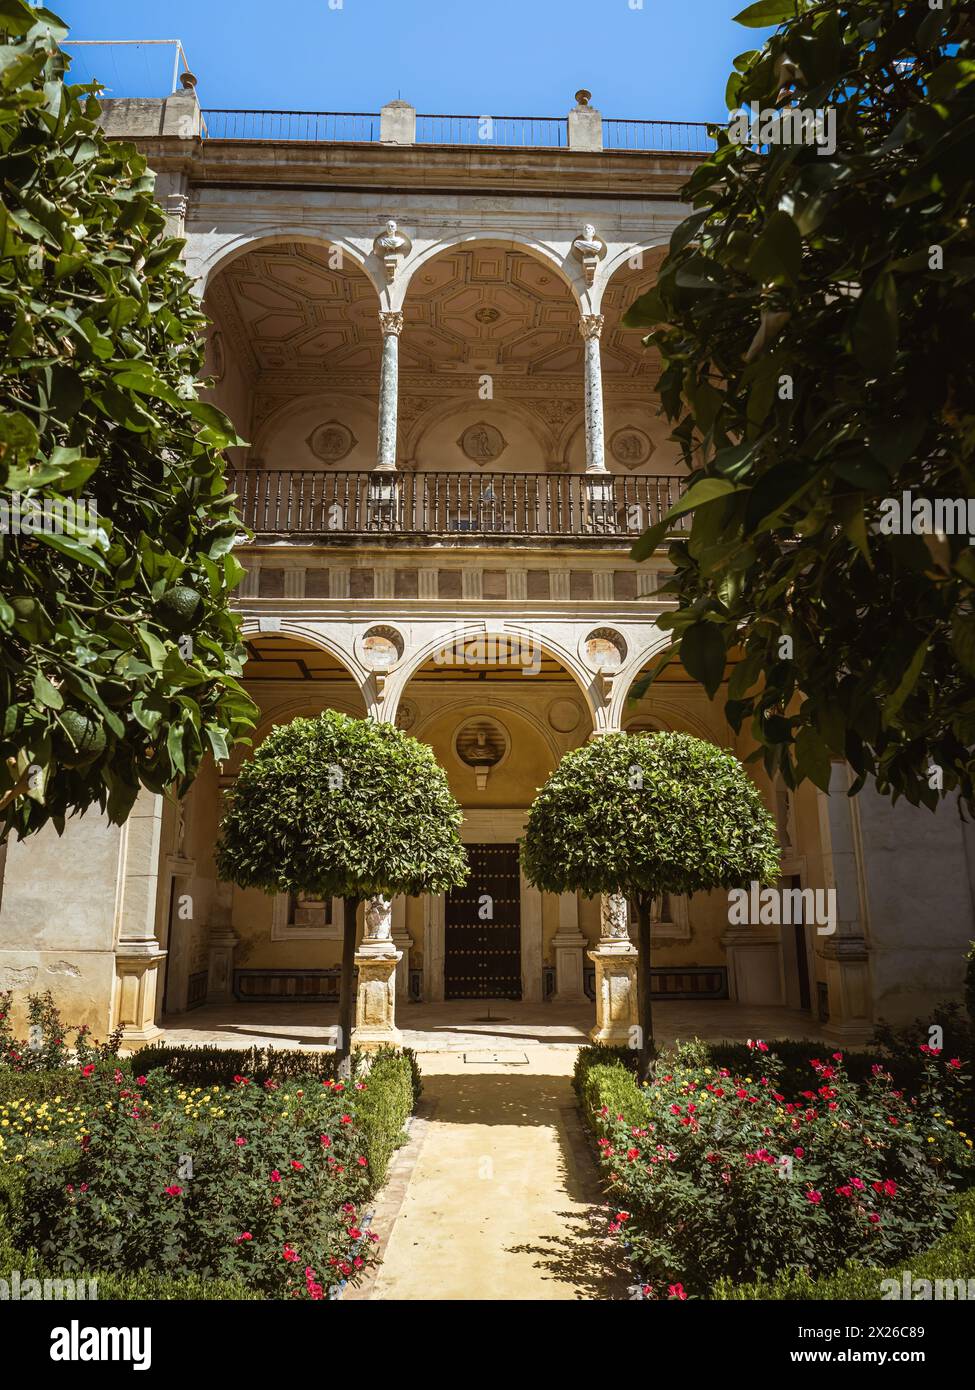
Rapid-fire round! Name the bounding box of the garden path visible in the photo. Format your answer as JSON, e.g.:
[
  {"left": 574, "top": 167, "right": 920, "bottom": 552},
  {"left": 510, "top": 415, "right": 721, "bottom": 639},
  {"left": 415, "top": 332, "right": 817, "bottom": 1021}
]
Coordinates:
[{"left": 346, "top": 1048, "right": 628, "bottom": 1302}]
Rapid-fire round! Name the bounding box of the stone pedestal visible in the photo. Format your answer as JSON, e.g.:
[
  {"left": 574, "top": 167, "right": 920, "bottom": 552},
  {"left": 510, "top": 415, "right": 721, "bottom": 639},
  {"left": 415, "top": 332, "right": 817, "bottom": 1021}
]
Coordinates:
[
  {"left": 207, "top": 927, "right": 238, "bottom": 1004},
  {"left": 568, "top": 91, "right": 603, "bottom": 152},
  {"left": 721, "top": 926, "right": 784, "bottom": 1005},
  {"left": 588, "top": 893, "right": 639, "bottom": 1045},
  {"left": 351, "top": 897, "right": 403, "bottom": 1049},
  {"left": 114, "top": 942, "right": 165, "bottom": 1044},
  {"left": 820, "top": 934, "right": 872, "bottom": 1043},
  {"left": 380, "top": 99, "right": 416, "bottom": 145},
  {"left": 352, "top": 948, "right": 403, "bottom": 1050}
]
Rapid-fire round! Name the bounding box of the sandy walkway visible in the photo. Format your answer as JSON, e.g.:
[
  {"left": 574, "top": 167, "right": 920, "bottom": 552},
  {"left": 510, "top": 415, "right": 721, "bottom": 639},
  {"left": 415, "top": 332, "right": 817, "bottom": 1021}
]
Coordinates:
[{"left": 348, "top": 1049, "right": 626, "bottom": 1302}]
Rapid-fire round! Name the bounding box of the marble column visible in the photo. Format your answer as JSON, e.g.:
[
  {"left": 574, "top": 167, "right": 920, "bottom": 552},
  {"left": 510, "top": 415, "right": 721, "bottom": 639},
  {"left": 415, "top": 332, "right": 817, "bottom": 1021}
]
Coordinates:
[
  {"left": 352, "top": 895, "right": 403, "bottom": 1050},
  {"left": 588, "top": 891, "right": 640, "bottom": 1046},
  {"left": 113, "top": 789, "right": 167, "bottom": 1044},
  {"left": 579, "top": 314, "right": 607, "bottom": 474},
  {"left": 376, "top": 311, "right": 404, "bottom": 473}
]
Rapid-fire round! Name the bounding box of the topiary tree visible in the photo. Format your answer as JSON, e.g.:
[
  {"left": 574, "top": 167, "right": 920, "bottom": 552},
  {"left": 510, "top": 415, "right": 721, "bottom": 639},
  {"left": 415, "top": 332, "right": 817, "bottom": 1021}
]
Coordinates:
[
  {"left": 626, "top": 0, "right": 975, "bottom": 812},
  {"left": 0, "top": 1, "right": 255, "bottom": 841},
  {"left": 216, "top": 711, "right": 468, "bottom": 1061},
  {"left": 521, "top": 731, "right": 779, "bottom": 1079}
]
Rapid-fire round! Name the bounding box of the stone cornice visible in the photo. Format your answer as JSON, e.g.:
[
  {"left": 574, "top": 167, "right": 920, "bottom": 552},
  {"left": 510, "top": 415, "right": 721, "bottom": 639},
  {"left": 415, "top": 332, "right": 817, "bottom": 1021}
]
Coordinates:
[{"left": 132, "top": 136, "right": 701, "bottom": 198}]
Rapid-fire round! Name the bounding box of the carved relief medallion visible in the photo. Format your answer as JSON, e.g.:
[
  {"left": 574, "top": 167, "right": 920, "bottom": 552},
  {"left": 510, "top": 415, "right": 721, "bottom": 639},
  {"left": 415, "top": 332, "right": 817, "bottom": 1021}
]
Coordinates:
[
  {"left": 307, "top": 420, "right": 357, "bottom": 464},
  {"left": 610, "top": 427, "right": 655, "bottom": 470},
  {"left": 457, "top": 422, "right": 507, "bottom": 464}
]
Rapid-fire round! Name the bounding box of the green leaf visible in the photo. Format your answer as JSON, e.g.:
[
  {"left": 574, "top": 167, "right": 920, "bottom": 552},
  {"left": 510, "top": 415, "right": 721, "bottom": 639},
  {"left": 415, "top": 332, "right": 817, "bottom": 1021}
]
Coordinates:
[
  {"left": 623, "top": 287, "right": 665, "bottom": 329},
  {"left": 747, "top": 211, "right": 803, "bottom": 286},
  {"left": 951, "top": 615, "right": 975, "bottom": 677},
  {"left": 680, "top": 623, "right": 728, "bottom": 699},
  {"left": 35, "top": 529, "right": 110, "bottom": 575},
  {"left": 31, "top": 671, "right": 63, "bottom": 709},
  {"left": 853, "top": 273, "right": 899, "bottom": 375},
  {"left": 795, "top": 727, "right": 832, "bottom": 792},
  {"left": 883, "top": 638, "right": 930, "bottom": 722},
  {"left": 733, "top": 0, "right": 798, "bottom": 26}
]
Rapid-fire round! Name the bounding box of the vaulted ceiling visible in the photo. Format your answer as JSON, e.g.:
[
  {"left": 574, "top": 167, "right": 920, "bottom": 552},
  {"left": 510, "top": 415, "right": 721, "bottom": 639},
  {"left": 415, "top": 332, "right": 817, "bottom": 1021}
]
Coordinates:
[{"left": 206, "top": 240, "right": 664, "bottom": 387}]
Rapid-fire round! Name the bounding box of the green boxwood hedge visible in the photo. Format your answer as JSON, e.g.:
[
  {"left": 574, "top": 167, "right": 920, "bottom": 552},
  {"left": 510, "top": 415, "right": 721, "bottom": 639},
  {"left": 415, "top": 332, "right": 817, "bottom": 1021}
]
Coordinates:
[{"left": 715, "top": 1190, "right": 975, "bottom": 1300}]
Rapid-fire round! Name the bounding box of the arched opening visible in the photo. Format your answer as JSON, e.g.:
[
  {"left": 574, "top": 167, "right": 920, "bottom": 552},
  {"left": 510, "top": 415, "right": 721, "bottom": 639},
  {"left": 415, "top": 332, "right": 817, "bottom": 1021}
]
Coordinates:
[
  {"left": 159, "top": 632, "right": 367, "bottom": 1025},
  {"left": 394, "top": 631, "right": 595, "bottom": 1008},
  {"left": 200, "top": 238, "right": 383, "bottom": 532},
  {"left": 617, "top": 652, "right": 831, "bottom": 1020},
  {"left": 598, "top": 248, "right": 687, "bottom": 478}
]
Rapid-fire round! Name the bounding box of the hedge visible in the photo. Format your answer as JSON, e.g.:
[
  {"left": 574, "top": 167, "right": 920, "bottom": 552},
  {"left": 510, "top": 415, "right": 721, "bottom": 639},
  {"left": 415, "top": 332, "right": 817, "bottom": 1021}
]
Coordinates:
[
  {"left": 0, "top": 1045, "right": 421, "bottom": 1299},
  {"left": 575, "top": 1039, "right": 969, "bottom": 1298},
  {"left": 715, "top": 1190, "right": 975, "bottom": 1300}
]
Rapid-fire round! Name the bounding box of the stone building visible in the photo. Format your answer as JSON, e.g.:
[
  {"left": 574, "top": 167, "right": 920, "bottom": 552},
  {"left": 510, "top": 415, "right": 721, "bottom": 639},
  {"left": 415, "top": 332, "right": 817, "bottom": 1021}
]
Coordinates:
[{"left": 0, "top": 83, "right": 970, "bottom": 1048}]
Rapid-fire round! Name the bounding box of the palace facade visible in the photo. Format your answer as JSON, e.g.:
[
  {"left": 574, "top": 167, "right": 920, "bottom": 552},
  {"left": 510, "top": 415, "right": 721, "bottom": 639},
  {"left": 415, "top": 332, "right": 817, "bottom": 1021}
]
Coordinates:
[{"left": 0, "top": 83, "right": 970, "bottom": 1047}]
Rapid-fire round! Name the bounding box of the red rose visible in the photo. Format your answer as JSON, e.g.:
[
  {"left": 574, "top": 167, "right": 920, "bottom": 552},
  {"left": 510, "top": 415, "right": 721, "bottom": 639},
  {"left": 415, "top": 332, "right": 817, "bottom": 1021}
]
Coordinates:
[
  {"left": 806, "top": 1190, "right": 823, "bottom": 1205},
  {"left": 164, "top": 1185, "right": 183, "bottom": 1197}
]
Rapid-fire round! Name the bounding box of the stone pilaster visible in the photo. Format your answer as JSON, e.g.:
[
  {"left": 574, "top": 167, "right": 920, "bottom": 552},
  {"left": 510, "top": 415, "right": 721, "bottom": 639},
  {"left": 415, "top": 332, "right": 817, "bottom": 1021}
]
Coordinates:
[
  {"left": 588, "top": 892, "right": 639, "bottom": 1045},
  {"left": 390, "top": 896, "right": 411, "bottom": 1000},
  {"left": 552, "top": 892, "right": 587, "bottom": 1001},
  {"left": 113, "top": 789, "right": 167, "bottom": 1044},
  {"left": 206, "top": 880, "right": 237, "bottom": 1005},
  {"left": 816, "top": 764, "right": 872, "bottom": 1041},
  {"left": 352, "top": 896, "right": 402, "bottom": 1049}
]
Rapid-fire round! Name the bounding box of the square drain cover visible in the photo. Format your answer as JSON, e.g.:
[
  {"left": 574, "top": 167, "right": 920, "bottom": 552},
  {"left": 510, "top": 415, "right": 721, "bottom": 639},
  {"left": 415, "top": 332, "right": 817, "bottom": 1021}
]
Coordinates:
[{"left": 463, "top": 1051, "right": 530, "bottom": 1066}]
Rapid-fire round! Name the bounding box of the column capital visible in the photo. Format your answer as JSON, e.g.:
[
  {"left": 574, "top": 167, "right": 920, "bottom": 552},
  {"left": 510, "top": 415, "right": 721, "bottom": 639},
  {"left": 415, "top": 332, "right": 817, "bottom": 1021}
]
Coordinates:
[
  {"left": 379, "top": 310, "right": 405, "bottom": 336},
  {"left": 579, "top": 313, "right": 605, "bottom": 341}
]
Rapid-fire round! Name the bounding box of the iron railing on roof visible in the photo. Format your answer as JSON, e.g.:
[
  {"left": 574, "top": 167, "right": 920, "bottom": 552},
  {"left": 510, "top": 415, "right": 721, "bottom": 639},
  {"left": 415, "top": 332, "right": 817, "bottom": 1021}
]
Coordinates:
[
  {"left": 200, "top": 109, "right": 380, "bottom": 142},
  {"left": 230, "top": 468, "right": 687, "bottom": 541},
  {"left": 602, "top": 119, "right": 716, "bottom": 153},
  {"left": 199, "top": 108, "right": 715, "bottom": 152},
  {"left": 414, "top": 114, "right": 568, "bottom": 147}
]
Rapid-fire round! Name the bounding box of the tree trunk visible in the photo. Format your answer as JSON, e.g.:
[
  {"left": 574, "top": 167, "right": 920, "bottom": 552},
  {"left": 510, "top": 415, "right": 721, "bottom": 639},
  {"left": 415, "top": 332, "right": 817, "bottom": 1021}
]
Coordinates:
[
  {"left": 336, "top": 896, "right": 359, "bottom": 1070},
  {"left": 635, "top": 896, "right": 655, "bottom": 1084}
]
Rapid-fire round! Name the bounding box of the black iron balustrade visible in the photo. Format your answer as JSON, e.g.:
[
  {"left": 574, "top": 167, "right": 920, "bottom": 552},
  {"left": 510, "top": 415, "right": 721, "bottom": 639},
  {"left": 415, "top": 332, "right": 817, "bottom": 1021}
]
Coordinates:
[
  {"left": 229, "top": 469, "right": 687, "bottom": 541},
  {"left": 200, "top": 109, "right": 715, "bottom": 153}
]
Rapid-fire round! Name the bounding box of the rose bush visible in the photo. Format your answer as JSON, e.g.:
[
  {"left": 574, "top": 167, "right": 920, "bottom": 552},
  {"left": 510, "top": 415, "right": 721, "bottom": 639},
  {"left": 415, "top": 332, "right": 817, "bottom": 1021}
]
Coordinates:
[
  {"left": 578, "top": 1040, "right": 968, "bottom": 1298},
  {"left": 0, "top": 989, "right": 121, "bottom": 1073},
  {"left": 2, "top": 1056, "right": 412, "bottom": 1298}
]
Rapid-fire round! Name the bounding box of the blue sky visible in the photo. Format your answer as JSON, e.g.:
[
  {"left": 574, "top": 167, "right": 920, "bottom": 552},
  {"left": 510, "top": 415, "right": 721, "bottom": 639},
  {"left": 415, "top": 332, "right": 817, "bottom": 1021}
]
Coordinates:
[{"left": 54, "top": 0, "right": 767, "bottom": 122}]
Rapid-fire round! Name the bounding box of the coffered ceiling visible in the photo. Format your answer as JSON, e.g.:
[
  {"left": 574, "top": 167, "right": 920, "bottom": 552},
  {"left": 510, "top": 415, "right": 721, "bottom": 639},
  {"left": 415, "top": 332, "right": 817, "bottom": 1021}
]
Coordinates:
[{"left": 207, "top": 240, "right": 664, "bottom": 389}]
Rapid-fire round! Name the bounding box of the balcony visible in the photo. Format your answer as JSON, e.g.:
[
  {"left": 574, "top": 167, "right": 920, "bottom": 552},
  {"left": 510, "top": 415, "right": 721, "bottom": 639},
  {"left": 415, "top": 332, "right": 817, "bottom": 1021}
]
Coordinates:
[{"left": 230, "top": 470, "right": 686, "bottom": 544}]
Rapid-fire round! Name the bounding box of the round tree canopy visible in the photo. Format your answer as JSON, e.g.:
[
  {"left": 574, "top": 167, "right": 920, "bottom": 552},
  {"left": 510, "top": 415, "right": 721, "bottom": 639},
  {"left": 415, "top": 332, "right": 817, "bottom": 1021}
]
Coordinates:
[
  {"left": 521, "top": 731, "right": 780, "bottom": 900},
  {"left": 216, "top": 710, "right": 468, "bottom": 899}
]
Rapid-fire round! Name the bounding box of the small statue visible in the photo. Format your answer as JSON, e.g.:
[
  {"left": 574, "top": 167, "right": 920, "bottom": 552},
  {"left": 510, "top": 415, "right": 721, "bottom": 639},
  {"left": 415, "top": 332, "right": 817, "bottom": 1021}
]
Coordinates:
[
  {"left": 373, "top": 218, "right": 412, "bottom": 282},
  {"left": 572, "top": 222, "right": 606, "bottom": 287}
]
